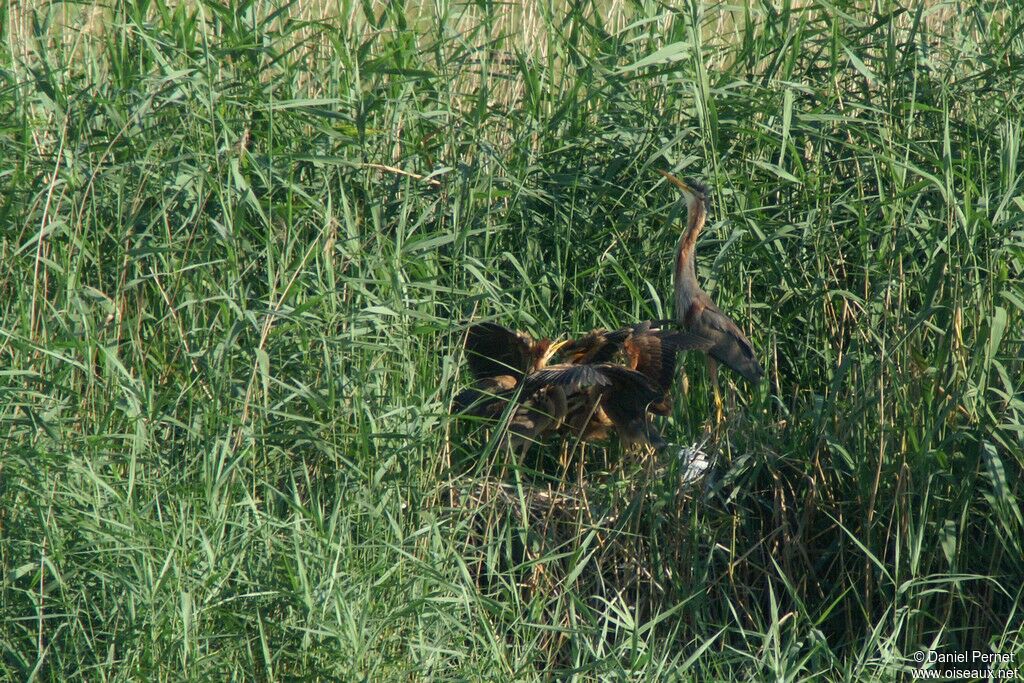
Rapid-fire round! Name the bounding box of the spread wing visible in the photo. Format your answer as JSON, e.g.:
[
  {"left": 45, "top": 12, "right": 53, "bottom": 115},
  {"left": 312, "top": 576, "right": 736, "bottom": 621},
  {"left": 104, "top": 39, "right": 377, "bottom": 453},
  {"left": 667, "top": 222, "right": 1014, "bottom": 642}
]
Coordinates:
[
  {"left": 464, "top": 322, "right": 534, "bottom": 380},
  {"left": 593, "top": 364, "right": 662, "bottom": 425},
  {"left": 563, "top": 321, "right": 681, "bottom": 367},
  {"left": 625, "top": 329, "right": 714, "bottom": 392},
  {"left": 520, "top": 363, "right": 611, "bottom": 396},
  {"left": 623, "top": 333, "right": 678, "bottom": 393},
  {"left": 560, "top": 329, "right": 616, "bottom": 364}
]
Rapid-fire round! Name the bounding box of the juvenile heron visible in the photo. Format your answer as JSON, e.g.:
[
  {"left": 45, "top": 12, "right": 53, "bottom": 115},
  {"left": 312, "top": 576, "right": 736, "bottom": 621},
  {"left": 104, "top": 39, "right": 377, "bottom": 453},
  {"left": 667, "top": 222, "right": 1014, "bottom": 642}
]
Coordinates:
[
  {"left": 658, "top": 170, "right": 763, "bottom": 423},
  {"left": 454, "top": 322, "right": 570, "bottom": 453},
  {"left": 560, "top": 321, "right": 710, "bottom": 437},
  {"left": 455, "top": 322, "right": 671, "bottom": 453}
]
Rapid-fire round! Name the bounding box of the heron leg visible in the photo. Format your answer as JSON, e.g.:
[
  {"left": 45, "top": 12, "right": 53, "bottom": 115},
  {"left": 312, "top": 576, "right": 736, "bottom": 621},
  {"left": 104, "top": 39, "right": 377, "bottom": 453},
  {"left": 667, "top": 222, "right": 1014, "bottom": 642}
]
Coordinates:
[{"left": 707, "top": 356, "right": 723, "bottom": 428}]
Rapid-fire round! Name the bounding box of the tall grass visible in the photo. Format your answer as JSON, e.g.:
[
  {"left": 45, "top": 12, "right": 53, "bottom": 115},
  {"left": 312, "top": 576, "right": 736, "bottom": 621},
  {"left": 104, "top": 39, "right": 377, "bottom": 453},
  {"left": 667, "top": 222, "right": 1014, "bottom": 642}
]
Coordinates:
[{"left": 2, "top": 0, "right": 1022, "bottom": 678}]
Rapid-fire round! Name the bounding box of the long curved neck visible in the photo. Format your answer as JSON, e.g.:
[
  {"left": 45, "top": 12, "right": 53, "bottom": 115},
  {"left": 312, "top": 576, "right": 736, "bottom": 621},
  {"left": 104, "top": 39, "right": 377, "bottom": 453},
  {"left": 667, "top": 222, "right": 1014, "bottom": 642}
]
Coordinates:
[{"left": 673, "top": 198, "right": 706, "bottom": 322}]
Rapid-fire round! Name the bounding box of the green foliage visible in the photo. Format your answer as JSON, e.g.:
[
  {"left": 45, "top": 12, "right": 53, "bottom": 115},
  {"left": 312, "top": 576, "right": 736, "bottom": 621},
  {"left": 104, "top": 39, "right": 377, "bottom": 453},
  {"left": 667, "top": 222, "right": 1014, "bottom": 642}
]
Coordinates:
[{"left": 1, "top": 0, "right": 1023, "bottom": 679}]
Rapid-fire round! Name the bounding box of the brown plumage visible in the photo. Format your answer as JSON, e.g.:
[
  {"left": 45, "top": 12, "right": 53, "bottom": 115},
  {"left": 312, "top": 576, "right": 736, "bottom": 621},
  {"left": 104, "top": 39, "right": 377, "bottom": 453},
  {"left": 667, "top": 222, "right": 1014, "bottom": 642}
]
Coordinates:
[
  {"left": 454, "top": 322, "right": 563, "bottom": 412},
  {"left": 462, "top": 322, "right": 556, "bottom": 381},
  {"left": 454, "top": 322, "right": 669, "bottom": 452},
  {"left": 658, "top": 170, "right": 763, "bottom": 421},
  {"left": 506, "top": 384, "right": 570, "bottom": 454},
  {"left": 561, "top": 320, "right": 709, "bottom": 415},
  {"left": 454, "top": 323, "right": 604, "bottom": 454},
  {"left": 554, "top": 321, "right": 709, "bottom": 450},
  {"left": 658, "top": 170, "right": 763, "bottom": 383},
  {"left": 551, "top": 361, "right": 665, "bottom": 450},
  {"left": 509, "top": 360, "right": 666, "bottom": 452}
]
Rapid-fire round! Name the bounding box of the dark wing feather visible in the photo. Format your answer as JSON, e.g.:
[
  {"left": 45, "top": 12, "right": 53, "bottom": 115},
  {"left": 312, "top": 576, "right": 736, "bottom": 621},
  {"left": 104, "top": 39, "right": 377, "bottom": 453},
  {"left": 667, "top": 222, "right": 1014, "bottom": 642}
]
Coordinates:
[
  {"left": 520, "top": 363, "right": 611, "bottom": 396},
  {"left": 660, "top": 330, "right": 716, "bottom": 352},
  {"left": 625, "top": 329, "right": 714, "bottom": 390},
  {"left": 593, "top": 364, "right": 662, "bottom": 424},
  {"left": 595, "top": 365, "right": 666, "bottom": 449},
  {"left": 561, "top": 328, "right": 620, "bottom": 364},
  {"left": 700, "top": 303, "right": 764, "bottom": 383},
  {"left": 564, "top": 321, "right": 665, "bottom": 366},
  {"left": 630, "top": 321, "right": 659, "bottom": 340},
  {"left": 464, "top": 322, "right": 533, "bottom": 380},
  {"left": 623, "top": 334, "right": 675, "bottom": 393}
]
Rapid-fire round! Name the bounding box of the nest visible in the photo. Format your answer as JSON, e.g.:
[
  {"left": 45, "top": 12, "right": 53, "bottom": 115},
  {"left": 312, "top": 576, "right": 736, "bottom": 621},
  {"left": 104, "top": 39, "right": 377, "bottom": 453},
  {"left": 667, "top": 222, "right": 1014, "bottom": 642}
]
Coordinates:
[
  {"left": 443, "top": 440, "right": 716, "bottom": 595},
  {"left": 436, "top": 441, "right": 716, "bottom": 667}
]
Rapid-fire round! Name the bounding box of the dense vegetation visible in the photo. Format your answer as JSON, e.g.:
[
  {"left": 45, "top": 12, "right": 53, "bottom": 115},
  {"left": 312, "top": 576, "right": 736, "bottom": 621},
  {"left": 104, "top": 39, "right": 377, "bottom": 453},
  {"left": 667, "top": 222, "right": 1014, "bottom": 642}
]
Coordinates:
[{"left": 2, "top": 0, "right": 1022, "bottom": 678}]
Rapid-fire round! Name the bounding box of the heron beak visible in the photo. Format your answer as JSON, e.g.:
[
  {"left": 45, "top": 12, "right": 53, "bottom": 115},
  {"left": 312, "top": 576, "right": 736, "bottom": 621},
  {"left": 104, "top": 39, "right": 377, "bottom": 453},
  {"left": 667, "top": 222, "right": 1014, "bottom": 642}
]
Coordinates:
[
  {"left": 547, "top": 339, "right": 570, "bottom": 355},
  {"left": 656, "top": 169, "right": 696, "bottom": 198},
  {"left": 543, "top": 339, "right": 571, "bottom": 365}
]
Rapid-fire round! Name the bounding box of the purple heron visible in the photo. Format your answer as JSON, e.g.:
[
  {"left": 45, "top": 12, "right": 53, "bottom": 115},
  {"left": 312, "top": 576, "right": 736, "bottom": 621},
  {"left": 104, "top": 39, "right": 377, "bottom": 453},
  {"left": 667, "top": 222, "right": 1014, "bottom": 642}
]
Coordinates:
[
  {"left": 657, "top": 170, "right": 763, "bottom": 422},
  {"left": 453, "top": 322, "right": 570, "bottom": 453},
  {"left": 558, "top": 321, "right": 710, "bottom": 449},
  {"left": 453, "top": 321, "right": 560, "bottom": 415},
  {"left": 455, "top": 322, "right": 669, "bottom": 453}
]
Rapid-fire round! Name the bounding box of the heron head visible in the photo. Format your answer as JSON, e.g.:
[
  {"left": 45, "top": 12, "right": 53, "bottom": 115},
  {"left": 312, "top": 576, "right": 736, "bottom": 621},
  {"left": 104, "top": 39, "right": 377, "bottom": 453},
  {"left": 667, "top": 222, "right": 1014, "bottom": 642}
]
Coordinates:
[
  {"left": 535, "top": 338, "right": 570, "bottom": 369},
  {"left": 657, "top": 170, "right": 710, "bottom": 211}
]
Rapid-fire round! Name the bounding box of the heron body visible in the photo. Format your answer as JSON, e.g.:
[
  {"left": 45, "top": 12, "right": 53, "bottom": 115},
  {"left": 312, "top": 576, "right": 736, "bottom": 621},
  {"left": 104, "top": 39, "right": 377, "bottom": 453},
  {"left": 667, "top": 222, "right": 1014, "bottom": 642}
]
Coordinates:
[
  {"left": 455, "top": 322, "right": 569, "bottom": 453},
  {"left": 658, "top": 170, "right": 763, "bottom": 422},
  {"left": 455, "top": 322, "right": 680, "bottom": 453},
  {"left": 559, "top": 321, "right": 710, "bottom": 449},
  {"left": 452, "top": 172, "right": 763, "bottom": 456}
]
